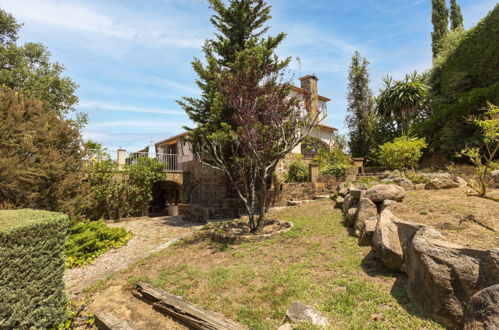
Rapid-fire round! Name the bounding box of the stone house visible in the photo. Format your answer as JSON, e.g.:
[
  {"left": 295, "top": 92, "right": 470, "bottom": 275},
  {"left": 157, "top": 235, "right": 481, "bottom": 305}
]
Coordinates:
[{"left": 129, "top": 75, "right": 337, "bottom": 214}]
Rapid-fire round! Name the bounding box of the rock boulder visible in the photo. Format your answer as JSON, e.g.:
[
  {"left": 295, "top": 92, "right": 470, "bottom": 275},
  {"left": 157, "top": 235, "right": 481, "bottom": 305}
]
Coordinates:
[
  {"left": 405, "top": 227, "right": 498, "bottom": 329},
  {"left": 345, "top": 207, "right": 358, "bottom": 228},
  {"left": 372, "top": 210, "right": 404, "bottom": 271},
  {"left": 464, "top": 285, "right": 499, "bottom": 330},
  {"left": 425, "top": 176, "right": 459, "bottom": 190},
  {"left": 354, "top": 198, "right": 378, "bottom": 237},
  {"left": 491, "top": 170, "right": 499, "bottom": 188},
  {"left": 285, "top": 302, "right": 330, "bottom": 328},
  {"left": 394, "top": 178, "right": 415, "bottom": 191},
  {"left": 365, "top": 184, "right": 406, "bottom": 203},
  {"left": 359, "top": 217, "right": 377, "bottom": 246}
]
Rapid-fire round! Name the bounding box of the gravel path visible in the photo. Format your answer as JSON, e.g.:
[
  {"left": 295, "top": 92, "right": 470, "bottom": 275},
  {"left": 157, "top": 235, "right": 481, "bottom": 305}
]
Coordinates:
[{"left": 64, "top": 216, "right": 202, "bottom": 298}]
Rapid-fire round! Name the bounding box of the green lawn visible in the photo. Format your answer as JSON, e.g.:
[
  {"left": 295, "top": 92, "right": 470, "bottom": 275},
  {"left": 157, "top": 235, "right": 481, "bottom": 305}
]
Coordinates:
[{"left": 88, "top": 201, "right": 443, "bottom": 329}]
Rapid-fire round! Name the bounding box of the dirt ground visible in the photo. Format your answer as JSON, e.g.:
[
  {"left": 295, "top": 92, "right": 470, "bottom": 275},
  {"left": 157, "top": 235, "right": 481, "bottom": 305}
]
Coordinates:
[
  {"left": 391, "top": 187, "right": 499, "bottom": 249},
  {"left": 64, "top": 216, "right": 203, "bottom": 299}
]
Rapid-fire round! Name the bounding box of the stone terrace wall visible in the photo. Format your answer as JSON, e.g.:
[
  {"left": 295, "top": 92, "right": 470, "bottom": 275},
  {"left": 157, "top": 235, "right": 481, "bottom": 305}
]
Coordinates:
[
  {"left": 268, "top": 175, "right": 339, "bottom": 207},
  {"left": 182, "top": 159, "right": 228, "bottom": 204}
]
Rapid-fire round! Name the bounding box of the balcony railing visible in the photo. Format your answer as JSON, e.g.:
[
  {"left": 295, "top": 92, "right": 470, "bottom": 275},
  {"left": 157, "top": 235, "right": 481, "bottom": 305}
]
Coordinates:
[
  {"left": 126, "top": 152, "right": 192, "bottom": 172},
  {"left": 86, "top": 149, "right": 193, "bottom": 172}
]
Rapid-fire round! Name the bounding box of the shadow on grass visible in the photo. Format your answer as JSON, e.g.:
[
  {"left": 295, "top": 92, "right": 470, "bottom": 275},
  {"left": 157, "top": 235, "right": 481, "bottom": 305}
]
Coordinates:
[{"left": 360, "top": 250, "right": 440, "bottom": 326}]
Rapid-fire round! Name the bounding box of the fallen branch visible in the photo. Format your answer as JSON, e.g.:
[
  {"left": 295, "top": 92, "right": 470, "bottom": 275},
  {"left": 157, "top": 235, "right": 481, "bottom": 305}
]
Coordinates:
[
  {"left": 132, "top": 282, "right": 247, "bottom": 330},
  {"left": 459, "top": 214, "right": 497, "bottom": 233}
]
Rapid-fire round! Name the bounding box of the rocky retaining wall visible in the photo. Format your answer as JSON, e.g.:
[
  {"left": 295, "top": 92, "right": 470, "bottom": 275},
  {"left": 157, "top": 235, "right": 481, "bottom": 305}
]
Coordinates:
[
  {"left": 336, "top": 182, "right": 499, "bottom": 329},
  {"left": 269, "top": 176, "right": 339, "bottom": 207}
]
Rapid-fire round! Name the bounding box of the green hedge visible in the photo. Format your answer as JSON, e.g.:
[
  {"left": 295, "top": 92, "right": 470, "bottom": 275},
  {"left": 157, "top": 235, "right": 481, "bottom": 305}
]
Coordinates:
[
  {"left": 433, "top": 5, "right": 499, "bottom": 99},
  {"left": 422, "top": 5, "right": 499, "bottom": 155},
  {"left": 0, "top": 209, "right": 68, "bottom": 329},
  {"left": 415, "top": 82, "right": 499, "bottom": 154}
]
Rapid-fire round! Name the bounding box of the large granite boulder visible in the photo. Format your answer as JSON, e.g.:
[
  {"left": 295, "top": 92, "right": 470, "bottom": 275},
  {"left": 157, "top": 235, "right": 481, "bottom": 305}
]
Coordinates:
[
  {"left": 372, "top": 210, "right": 404, "bottom": 271},
  {"left": 345, "top": 207, "right": 358, "bottom": 228},
  {"left": 425, "top": 176, "right": 460, "bottom": 190},
  {"left": 365, "top": 184, "right": 406, "bottom": 203},
  {"left": 359, "top": 217, "right": 377, "bottom": 246},
  {"left": 373, "top": 210, "right": 427, "bottom": 271},
  {"left": 348, "top": 187, "right": 365, "bottom": 199},
  {"left": 354, "top": 198, "right": 378, "bottom": 237},
  {"left": 342, "top": 194, "right": 354, "bottom": 216},
  {"left": 380, "top": 199, "right": 397, "bottom": 212},
  {"left": 285, "top": 302, "right": 330, "bottom": 328},
  {"left": 491, "top": 170, "right": 499, "bottom": 188},
  {"left": 394, "top": 178, "right": 415, "bottom": 191},
  {"left": 405, "top": 229, "right": 499, "bottom": 329},
  {"left": 334, "top": 196, "right": 344, "bottom": 209},
  {"left": 464, "top": 284, "right": 499, "bottom": 330}
]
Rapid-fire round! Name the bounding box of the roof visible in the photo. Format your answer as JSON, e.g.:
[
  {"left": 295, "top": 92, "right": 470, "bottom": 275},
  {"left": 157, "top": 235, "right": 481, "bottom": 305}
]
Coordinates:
[
  {"left": 289, "top": 85, "right": 331, "bottom": 102},
  {"left": 154, "top": 132, "right": 188, "bottom": 147},
  {"left": 317, "top": 124, "right": 337, "bottom": 132}
]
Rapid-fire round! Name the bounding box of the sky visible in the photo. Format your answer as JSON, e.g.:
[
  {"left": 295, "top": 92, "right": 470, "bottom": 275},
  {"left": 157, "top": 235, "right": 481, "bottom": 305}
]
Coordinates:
[{"left": 0, "top": 0, "right": 496, "bottom": 151}]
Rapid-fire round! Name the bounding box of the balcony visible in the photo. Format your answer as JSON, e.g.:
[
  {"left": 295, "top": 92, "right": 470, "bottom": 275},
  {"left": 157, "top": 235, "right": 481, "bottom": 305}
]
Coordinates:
[{"left": 87, "top": 149, "right": 193, "bottom": 172}]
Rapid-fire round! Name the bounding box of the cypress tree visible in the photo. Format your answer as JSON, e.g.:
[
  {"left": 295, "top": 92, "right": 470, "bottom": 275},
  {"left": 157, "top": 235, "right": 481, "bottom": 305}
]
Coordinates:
[
  {"left": 450, "top": 0, "right": 464, "bottom": 30},
  {"left": 346, "top": 51, "right": 373, "bottom": 157},
  {"left": 431, "top": 0, "right": 449, "bottom": 58},
  {"left": 178, "top": 0, "right": 285, "bottom": 148}
]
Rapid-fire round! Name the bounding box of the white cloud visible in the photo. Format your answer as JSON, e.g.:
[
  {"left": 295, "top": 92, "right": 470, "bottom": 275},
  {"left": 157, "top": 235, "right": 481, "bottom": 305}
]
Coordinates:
[
  {"left": 89, "top": 120, "right": 191, "bottom": 129},
  {"left": 79, "top": 101, "right": 185, "bottom": 115},
  {"left": 0, "top": 0, "right": 205, "bottom": 48}
]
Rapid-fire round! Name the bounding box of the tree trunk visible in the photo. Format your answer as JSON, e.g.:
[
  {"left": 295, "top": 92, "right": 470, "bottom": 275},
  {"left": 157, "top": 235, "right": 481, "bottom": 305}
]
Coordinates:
[{"left": 254, "top": 176, "right": 267, "bottom": 233}]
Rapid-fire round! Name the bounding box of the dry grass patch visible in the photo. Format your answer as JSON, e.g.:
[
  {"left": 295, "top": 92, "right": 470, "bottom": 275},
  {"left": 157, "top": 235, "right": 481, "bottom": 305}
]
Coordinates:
[
  {"left": 85, "top": 202, "right": 442, "bottom": 329},
  {"left": 391, "top": 187, "right": 498, "bottom": 249}
]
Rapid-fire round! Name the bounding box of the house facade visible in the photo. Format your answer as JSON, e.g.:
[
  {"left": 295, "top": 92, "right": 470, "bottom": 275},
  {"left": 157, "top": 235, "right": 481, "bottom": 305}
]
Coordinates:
[{"left": 127, "top": 74, "right": 336, "bottom": 213}]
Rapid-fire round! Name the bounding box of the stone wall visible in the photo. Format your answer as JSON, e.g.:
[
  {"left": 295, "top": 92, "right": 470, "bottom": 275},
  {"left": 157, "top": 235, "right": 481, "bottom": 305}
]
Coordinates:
[
  {"left": 268, "top": 175, "right": 339, "bottom": 207},
  {"left": 275, "top": 153, "right": 316, "bottom": 178},
  {"left": 182, "top": 159, "right": 228, "bottom": 204}
]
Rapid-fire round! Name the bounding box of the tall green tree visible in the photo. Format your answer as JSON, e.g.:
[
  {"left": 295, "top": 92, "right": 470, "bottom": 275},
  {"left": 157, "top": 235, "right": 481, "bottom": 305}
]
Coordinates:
[
  {"left": 0, "top": 9, "right": 86, "bottom": 218},
  {"left": 345, "top": 50, "right": 373, "bottom": 157},
  {"left": 431, "top": 0, "right": 449, "bottom": 58},
  {"left": 450, "top": 0, "right": 464, "bottom": 30},
  {"left": 178, "top": 0, "right": 306, "bottom": 232},
  {"left": 177, "top": 0, "right": 281, "bottom": 136},
  {"left": 0, "top": 9, "right": 79, "bottom": 115},
  {"left": 0, "top": 88, "right": 87, "bottom": 217}
]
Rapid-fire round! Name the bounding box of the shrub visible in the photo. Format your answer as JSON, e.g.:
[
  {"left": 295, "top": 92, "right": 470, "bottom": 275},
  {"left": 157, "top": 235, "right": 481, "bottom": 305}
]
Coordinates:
[
  {"left": 86, "top": 157, "right": 166, "bottom": 220},
  {"left": 0, "top": 88, "right": 88, "bottom": 218},
  {"left": 456, "top": 102, "right": 499, "bottom": 196},
  {"left": 65, "top": 220, "right": 132, "bottom": 268},
  {"left": 376, "top": 136, "right": 427, "bottom": 170},
  {"left": 317, "top": 147, "right": 352, "bottom": 178},
  {"left": 285, "top": 155, "right": 309, "bottom": 182},
  {"left": 0, "top": 209, "right": 68, "bottom": 329}
]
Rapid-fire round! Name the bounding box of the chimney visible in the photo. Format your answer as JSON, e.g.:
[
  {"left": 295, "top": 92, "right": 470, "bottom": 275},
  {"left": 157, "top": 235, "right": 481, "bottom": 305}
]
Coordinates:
[{"left": 300, "top": 75, "right": 319, "bottom": 121}]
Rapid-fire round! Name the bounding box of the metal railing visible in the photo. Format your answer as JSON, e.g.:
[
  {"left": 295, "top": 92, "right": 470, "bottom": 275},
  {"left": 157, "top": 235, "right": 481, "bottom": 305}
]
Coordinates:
[
  {"left": 126, "top": 152, "right": 193, "bottom": 172},
  {"left": 85, "top": 149, "right": 193, "bottom": 172}
]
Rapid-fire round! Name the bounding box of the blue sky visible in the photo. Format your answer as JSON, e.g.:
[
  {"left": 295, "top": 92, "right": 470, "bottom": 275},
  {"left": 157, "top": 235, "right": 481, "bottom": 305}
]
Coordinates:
[{"left": 0, "top": 0, "right": 496, "bottom": 151}]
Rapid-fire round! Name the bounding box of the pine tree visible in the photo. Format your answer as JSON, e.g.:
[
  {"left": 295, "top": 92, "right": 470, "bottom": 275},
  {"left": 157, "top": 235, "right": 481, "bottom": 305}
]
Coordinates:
[
  {"left": 178, "top": 0, "right": 304, "bottom": 232},
  {"left": 431, "top": 0, "right": 449, "bottom": 58},
  {"left": 178, "top": 0, "right": 284, "bottom": 135},
  {"left": 346, "top": 51, "right": 373, "bottom": 157},
  {"left": 450, "top": 0, "right": 464, "bottom": 30}
]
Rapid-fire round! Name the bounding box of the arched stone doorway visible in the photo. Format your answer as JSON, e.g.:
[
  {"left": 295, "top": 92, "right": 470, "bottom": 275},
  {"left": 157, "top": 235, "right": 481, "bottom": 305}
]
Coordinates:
[{"left": 151, "top": 180, "right": 182, "bottom": 213}]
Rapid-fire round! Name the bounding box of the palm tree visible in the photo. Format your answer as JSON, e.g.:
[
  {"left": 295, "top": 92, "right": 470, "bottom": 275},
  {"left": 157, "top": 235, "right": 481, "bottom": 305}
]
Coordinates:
[{"left": 376, "top": 72, "right": 430, "bottom": 133}]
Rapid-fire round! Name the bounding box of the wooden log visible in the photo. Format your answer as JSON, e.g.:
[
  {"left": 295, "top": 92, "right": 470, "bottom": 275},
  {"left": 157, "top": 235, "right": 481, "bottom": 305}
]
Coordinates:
[
  {"left": 132, "top": 282, "right": 247, "bottom": 330},
  {"left": 94, "top": 311, "right": 135, "bottom": 330}
]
